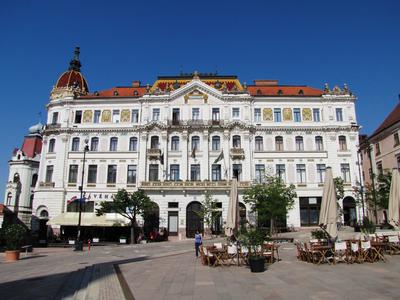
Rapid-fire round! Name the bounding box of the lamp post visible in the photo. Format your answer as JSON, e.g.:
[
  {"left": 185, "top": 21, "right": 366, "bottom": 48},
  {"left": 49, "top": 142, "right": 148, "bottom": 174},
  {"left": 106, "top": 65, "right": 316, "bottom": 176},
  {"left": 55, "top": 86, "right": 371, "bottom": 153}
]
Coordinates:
[{"left": 75, "top": 138, "right": 89, "bottom": 251}]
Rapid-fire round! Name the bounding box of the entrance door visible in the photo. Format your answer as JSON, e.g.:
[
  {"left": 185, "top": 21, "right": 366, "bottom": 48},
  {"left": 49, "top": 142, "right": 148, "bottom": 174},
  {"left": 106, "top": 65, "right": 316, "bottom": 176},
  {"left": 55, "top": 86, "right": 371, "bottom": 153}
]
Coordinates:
[
  {"left": 168, "top": 211, "right": 178, "bottom": 236},
  {"left": 300, "top": 197, "right": 322, "bottom": 226},
  {"left": 186, "top": 201, "right": 203, "bottom": 238},
  {"left": 343, "top": 197, "right": 357, "bottom": 226}
]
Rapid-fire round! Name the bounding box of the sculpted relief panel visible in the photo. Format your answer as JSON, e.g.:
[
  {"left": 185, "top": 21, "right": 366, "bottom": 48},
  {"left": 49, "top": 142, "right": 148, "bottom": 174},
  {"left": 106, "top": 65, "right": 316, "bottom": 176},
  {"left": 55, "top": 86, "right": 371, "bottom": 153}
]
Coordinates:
[
  {"left": 101, "top": 110, "right": 111, "bottom": 123},
  {"left": 83, "top": 110, "right": 93, "bottom": 123},
  {"left": 302, "top": 108, "right": 312, "bottom": 121},
  {"left": 120, "top": 109, "right": 131, "bottom": 123},
  {"left": 263, "top": 108, "right": 273, "bottom": 121},
  {"left": 283, "top": 108, "right": 292, "bottom": 121}
]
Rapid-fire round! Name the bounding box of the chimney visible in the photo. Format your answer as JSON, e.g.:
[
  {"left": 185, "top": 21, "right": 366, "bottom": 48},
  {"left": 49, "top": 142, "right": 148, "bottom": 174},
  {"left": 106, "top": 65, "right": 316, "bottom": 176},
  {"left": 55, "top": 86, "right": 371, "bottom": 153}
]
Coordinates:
[
  {"left": 253, "top": 80, "right": 278, "bottom": 86},
  {"left": 132, "top": 81, "right": 141, "bottom": 87}
]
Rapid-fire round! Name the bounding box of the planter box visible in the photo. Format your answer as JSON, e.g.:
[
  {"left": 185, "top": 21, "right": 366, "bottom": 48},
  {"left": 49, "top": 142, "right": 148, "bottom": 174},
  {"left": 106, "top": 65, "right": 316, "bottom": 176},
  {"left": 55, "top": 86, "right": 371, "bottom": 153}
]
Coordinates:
[
  {"left": 119, "top": 239, "right": 127, "bottom": 244},
  {"left": 249, "top": 256, "right": 266, "bottom": 273},
  {"left": 5, "top": 250, "right": 20, "bottom": 262},
  {"left": 92, "top": 238, "right": 99, "bottom": 243}
]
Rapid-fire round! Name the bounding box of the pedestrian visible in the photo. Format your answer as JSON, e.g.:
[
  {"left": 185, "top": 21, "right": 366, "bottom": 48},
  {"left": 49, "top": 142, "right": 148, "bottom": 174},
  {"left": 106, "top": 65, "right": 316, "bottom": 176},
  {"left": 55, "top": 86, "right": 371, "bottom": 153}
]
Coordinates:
[{"left": 194, "top": 230, "right": 202, "bottom": 257}]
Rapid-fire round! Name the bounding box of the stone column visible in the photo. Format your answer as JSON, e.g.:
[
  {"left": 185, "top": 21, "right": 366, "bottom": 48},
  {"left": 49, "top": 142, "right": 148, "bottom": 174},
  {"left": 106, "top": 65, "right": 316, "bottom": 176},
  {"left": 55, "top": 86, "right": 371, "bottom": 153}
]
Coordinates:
[
  {"left": 181, "top": 130, "right": 188, "bottom": 181},
  {"left": 138, "top": 133, "right": 148, "bottom": 182},
  {"left": 223, "top": 130, "right": 231, "bottom": 180},
  {"left": 202, "top": 130, "right": 209, "bottom": 180},
  {"left": 161, "top": 133, "right": 168, "bottom": 180}
]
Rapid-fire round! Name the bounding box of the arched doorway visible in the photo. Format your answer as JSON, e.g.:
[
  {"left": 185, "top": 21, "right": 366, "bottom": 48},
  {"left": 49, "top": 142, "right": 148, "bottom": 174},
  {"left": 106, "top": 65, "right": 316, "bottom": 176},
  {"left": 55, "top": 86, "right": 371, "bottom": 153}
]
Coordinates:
[
  {"left": 36, "top": 206, "right": 49, "bottom": 242},
  {"left": 143, "top": 202, "right": 160, "bottom": 238},
  {"left": 239, "top": 202, "right": 247, "bottom": 225},
  {"left": 343, "top": 196, "right": 357, "bottom": 226},
  {"left": 186, "top": 201, "right": 203, "bottom": 238}
]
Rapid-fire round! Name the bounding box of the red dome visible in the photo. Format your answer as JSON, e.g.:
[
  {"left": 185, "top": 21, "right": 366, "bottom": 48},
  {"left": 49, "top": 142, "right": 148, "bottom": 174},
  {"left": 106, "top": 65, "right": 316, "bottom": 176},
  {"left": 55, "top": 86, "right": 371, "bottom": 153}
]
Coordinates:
[{"left": 55, "top": 70, "right": 89, "bottom": 92}]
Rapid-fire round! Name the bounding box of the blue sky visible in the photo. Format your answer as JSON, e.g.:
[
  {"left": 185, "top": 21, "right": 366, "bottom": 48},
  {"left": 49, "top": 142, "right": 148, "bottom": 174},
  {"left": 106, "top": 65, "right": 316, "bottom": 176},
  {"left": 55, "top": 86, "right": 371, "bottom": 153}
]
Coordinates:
[{"left": 0, "top": 0, "right": 399, "bottom": 199}]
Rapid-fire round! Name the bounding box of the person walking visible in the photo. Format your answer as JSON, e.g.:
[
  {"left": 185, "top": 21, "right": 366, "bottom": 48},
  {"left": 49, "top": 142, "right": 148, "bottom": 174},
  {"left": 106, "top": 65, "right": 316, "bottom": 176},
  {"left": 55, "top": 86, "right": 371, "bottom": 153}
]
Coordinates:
[{"left": 194, "top": 230, "right": 202, "bottom": 257}]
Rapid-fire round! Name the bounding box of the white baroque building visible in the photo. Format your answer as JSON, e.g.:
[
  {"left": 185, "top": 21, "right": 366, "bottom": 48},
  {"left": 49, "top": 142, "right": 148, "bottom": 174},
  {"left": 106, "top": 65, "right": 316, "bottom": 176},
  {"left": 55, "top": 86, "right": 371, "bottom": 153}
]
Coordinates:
[{"left": 31, "top": 48, "right": 362, "bottom": 240}]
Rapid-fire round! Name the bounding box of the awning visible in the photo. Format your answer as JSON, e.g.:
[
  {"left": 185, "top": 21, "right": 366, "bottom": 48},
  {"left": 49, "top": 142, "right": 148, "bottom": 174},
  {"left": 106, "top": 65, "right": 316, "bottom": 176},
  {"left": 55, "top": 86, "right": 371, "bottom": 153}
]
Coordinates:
[{"left": 48, "top": 213, "right": 126, "bottom": 227}]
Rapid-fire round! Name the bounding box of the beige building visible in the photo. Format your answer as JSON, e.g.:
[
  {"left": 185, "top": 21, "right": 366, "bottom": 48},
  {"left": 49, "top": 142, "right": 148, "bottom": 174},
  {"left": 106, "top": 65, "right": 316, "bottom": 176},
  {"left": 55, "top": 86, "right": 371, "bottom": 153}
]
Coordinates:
[{"left": 360, "top": 102, "right": 400, "bottom": 223}]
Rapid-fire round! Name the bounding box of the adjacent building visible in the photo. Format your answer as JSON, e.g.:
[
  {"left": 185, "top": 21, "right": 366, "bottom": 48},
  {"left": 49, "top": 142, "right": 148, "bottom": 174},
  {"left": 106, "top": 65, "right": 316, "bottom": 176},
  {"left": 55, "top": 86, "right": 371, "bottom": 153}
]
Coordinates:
[{"left": 9, "top": 48, "right": 362, "bottom": 240}]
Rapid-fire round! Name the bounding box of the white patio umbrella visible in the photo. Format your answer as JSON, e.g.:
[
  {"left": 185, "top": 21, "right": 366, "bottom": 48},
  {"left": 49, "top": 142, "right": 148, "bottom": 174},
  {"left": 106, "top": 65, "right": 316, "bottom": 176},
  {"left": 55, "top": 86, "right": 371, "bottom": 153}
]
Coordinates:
[
  {"left": 225, "top": 177, "right": 238, "bottom": 237},
  {"left": 388, "top": 168, "right": 400, "bottom": 229},
  {"left": 319, "top": 167, "right": 338, "bottom": 240}
]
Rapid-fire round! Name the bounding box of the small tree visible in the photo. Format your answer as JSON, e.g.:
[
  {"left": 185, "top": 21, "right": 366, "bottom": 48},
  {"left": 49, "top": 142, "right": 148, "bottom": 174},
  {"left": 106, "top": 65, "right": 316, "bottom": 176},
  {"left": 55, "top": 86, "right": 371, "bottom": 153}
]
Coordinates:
[
  {"left": 365, "top": 172, "right": 392, "bottom": 222},
  {"left": 4, "top": 224, "right": 27, "bottom": 250},
  {"left": 196, "top": 191, "right": 219, "bottom": 235},
  {"left": 333, "top": 177, "right": 345, "bottom": 202},
  {"left": 96, "top": 189, "right": 153, "bottom": 244},
  {"left": 243, "top": 176, "right": 296, "bottom": 235}
]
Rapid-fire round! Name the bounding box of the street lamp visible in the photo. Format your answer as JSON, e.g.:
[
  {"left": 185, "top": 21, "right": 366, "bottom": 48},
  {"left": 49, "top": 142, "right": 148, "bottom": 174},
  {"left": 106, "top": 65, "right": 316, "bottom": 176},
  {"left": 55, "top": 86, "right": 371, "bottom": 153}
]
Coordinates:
[{"left": 75, "top": 138, "right": 89, "bottom": 251}]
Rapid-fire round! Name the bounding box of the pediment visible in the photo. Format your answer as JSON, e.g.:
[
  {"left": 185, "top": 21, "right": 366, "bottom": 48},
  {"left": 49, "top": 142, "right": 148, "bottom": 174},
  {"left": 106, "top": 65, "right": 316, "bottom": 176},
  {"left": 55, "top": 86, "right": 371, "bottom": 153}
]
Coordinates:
[{"left": 169, "top": 79, "right": 224, "bottom": 102}]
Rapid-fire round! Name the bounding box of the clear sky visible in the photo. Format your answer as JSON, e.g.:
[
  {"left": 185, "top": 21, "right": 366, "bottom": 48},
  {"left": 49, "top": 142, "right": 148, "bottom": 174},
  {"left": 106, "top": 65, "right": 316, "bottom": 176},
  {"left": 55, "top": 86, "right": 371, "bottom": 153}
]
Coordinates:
[{"left": 0, "top": 0, "right": 399, "bottom": 200}]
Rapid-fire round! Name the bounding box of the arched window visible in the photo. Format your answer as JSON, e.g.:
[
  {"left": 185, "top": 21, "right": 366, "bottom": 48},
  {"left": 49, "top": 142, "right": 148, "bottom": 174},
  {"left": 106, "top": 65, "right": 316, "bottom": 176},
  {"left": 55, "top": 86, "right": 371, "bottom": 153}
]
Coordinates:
[
  {"left": 30, "top": 194, "right": 34, "bottom": 208},
  {"left": 13, "top": 173, "right": 20, "bottom": 183},
  {"left": 48, "top": 138, "right": 56, "bottom": 153},
  {"left": 6, "top": 192, "right": 12, "bottom": 205},
  {"left": 295, "top": 136, "right": 304, "bottom": 151},
  {"left": 275, "top": 136, "right": 284, "bottom": 151},
  {"left": 90, "top": 137, "right": 99, "bottom": 151},
  {"left": 40, "top": 210, "right": 49, "bottom": 218},
  {"left": 255, "top": 136, "right": 263, "bottom": 151},
  {"left": 129, "top": 137, "right": 138, "bottom": 151},
  {"left": 315, "top": 136, "right": 324, "bottom": 151},
  {"left": 171, "top": 136, "right": 179, "bottom": 151},
  {"left": 232, "top": 135, "right": 241, "bottom": 148},
  {"left": 71, "top": 137, "right": 80, "bottom": 151},
  {"left": 31, "top": 174, "right": 38, "bottom": 187},
  {"left": 109, "top": 137, "right": 118, "bottom": 151},
  {"left": 339, "top": 135, "right": 347, "bottom": 151},
  {"left": 191, "top": 136, "right": 200, "bottom": 150},
  {"left": 212, "top": 136, "right": 220, "bottom": 151},
  {"left": 151, "top": 136, "right": 159, "bottom": 149}
]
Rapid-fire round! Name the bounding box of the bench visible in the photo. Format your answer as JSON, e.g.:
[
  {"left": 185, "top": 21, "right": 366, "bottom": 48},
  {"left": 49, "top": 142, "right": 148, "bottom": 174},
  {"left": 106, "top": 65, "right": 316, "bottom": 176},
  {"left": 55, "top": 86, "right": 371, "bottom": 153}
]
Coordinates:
[{"left": 21, "top": 245, "right": 33, "bottom": 255}]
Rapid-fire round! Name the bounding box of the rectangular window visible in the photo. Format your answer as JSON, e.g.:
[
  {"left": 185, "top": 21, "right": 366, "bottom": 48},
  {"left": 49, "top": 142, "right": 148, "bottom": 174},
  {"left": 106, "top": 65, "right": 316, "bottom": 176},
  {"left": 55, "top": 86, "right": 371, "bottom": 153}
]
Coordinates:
[
  {"left": 67, "top": 201, "right": 94, "bottom": 213},
  {"left": 276, "top": 164, "right": 286, "bottom": 182},
  {"left": 190, "top": 164, "right": 201, "bottom": 181},
  {"left": 112, "top": 110, "right": 120, "bottom": 123},
  {"left": 52, "top": 112, "right": 59, "bottom": 124},
  {"left": 341, "top": 163, "right": 351, "bottom": 182},
  {"left": 171, "top": 137, "right": 179, "bottom": 151},
  {"left": 87, "top": 165, "right": 97, "bottom": 184},
  {"left": 94, "top": 110, "right": 101, "bottom": 123},
  {"left": 74, "top": 110, "right": 82, "bottom": 123},
  {"left": 170, "top": 164, "right": 180, "bottom": 181},
  {"left": 172, "top": 108, "right": 180, "bottom": 124},
  {"left": 394, "top": 132, "right": 400, "bottom": 146},
  {"left": 316, "top": 164, "right": 326, "bottom": 183},
  {"left": 375, "top": 143, "right": 381, "bottom": 156},
  {"left": 397, "top": 156, "right": 400, "bottom": 169},
  {"left": 336, "top": 108, "right": 343, "bottom": 122},
  {"left": 293, "top": 108, "right": 301, "bottom": 122},
  {"left": 212, "top": 165, "right": 221, "bottom": 181},
  {"left": 376, "top": 162, "right": 383, "bottom": 176},
  {"left": 192, "top": 108, "right": 200, "bottom": 120},
  {"left": 254, "top": 108, "right": 261, "bottom": 122},
  {"left": 129, "top": 138, "right": 138, "bottom": 151},
  {"left": 212, "top": 137, "right": 220, "bottom": 151},
  {"left": 68, "top": 165, "right": 78, "bottom": 183},
  {"left": 274, "top": 108, "right": 282, "bottom": 122},
  {"left": 152, "top": 108, "right": 160, "bottom": 121},
  {"left": 232, "top": 108, "right": 240, "bottom": 119},
  {"left": 45, "top": 165, "right": 54, "bottom": 183},
  {"left": 255, "top": 164, "right": 265, "bottom": 183},
  {"left": 296, "top": 164, "right": 306, "bottom": 183},
  {"left": 90, "top": 138, "right": 99, "bottom": 151},
  {"left": 233, "top": 164, "right": 242, "bottom": 180},
  {"left": 313, "top": 108, "right": 320, "bottom": 122},
  {"left": 149, "top": 164, "right": 159, "bottom": 181},
  {"left": 109, "top": 138, "right": 118, "bottom": 151},
  {"left": 127, "top": 165, "right": 137, "bottom": 184},
  {"left": 212, "top": 108, "right": 220, "bottom": 121},
  {"left": 131, "top": 109, "right": 139, "bottom": 123},
  {"left": 168, "top": 202, "right": 179, "bottom": 208},
  {"left": 107, "top": 165, "right": 117, "bottom": 184}
]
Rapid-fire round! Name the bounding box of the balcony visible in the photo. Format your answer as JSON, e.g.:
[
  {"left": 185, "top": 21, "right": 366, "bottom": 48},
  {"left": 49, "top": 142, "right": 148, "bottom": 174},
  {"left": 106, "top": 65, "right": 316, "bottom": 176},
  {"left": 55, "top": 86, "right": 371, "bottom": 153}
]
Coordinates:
[
  {"left": 39, "top": 182, "right": 55, "bottom": 188},
  {"left": 140, "top": 180, "right": 252, "bottom": 191},
  {"left": 166, "top": 120, "right": 225, "bottom": 127},
  {"left": 230, "top": 148, "right": 245, "bottom": 160},
  {"left": 147, "top": 148, "right": 161, "bottom": 160}
]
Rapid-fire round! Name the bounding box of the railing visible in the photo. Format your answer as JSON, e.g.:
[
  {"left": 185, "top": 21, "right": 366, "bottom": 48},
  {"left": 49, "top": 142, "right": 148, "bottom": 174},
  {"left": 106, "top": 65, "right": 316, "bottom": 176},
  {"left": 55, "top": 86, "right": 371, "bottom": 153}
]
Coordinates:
[
  {"left": 39, "top": 182, "right": 55, "bottom": 188},
  {"left": 46, "top": 123, "right": 61, "bottom": 130},
  {"left": 147, "top": 148, "right": 161, "bottom": 159},
  {"left": 166, "top": 120, "right": 225, "bottom": 127},
  {"left": 230, "top": 148, "right": 245, "bottom": 159},
  {"left": 140, "top": 180, "right": 252, "bottom": 190}
]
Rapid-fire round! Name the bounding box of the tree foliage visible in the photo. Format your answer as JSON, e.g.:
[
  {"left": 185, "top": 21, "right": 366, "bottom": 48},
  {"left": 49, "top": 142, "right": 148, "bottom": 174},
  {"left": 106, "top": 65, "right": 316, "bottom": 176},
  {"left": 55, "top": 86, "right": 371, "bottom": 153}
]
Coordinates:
[
  {"left": 196, "top": 191, "right": 219, "bottom": 232},
  {"left": 243, "top": 176, "right": 296, "bottom": 235},
  {"left": 365, "top": 172, "right": 392, "bottom": 211},
  {"left": 96, "top": 189, "right": 153, "bottom": 243},
  {"left": 333, "top": 177, "right": 345, "bottom": 201}
]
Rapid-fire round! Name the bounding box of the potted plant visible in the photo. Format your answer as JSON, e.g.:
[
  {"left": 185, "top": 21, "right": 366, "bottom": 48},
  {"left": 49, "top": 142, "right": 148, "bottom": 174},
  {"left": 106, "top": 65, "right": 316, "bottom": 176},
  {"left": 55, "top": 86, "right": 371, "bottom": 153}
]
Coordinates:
[
  {"left": 4, "top": 224, "right": 27, "bottom": 262},
  {"left": 119, "top": 236, "right": 127, "bottom": 244},
  {"left": 239, "top": 227, "right": 266, "bottom": 272}
]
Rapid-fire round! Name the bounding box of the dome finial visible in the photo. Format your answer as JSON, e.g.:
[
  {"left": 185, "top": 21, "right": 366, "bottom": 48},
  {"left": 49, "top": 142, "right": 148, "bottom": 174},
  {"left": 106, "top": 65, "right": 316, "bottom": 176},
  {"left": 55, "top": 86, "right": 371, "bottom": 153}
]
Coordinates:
[{"left": 69, "top": 46, "right": 81, "bottom": 72}]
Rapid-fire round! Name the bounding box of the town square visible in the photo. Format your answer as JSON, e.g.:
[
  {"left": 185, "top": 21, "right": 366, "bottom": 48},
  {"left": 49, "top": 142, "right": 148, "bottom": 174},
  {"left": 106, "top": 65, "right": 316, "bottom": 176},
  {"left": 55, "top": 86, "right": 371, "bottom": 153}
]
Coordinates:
[{"left": 1, "top": 1, "right": 400, "bottom": 299}]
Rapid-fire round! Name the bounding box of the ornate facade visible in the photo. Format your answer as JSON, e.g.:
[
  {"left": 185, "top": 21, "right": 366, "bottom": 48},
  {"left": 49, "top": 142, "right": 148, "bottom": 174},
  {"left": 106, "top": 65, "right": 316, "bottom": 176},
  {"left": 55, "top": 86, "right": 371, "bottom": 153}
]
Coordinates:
[{"left": 31, "top": 49, "right": 362, "bottom": 239}]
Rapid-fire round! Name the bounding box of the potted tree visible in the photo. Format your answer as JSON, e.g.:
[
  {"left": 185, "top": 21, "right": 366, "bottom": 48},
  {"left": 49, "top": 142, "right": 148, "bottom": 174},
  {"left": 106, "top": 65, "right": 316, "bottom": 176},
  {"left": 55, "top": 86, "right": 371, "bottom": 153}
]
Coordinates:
[
  {"left": 239, "top": 227, "right": 266, "bottom": 272},
  {"left": 4, "top": 224, "right": 27, "bottom": 262}
]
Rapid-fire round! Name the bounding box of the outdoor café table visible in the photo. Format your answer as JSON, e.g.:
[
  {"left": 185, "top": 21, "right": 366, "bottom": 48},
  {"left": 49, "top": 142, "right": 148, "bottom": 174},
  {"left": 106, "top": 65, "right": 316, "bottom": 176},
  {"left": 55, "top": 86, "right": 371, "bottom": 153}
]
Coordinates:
[
  {"left": 311, "top": 245, "right": 333, "bottom": 265},
  {"left": 370, "top": 241, "right": 387, "bottom": 262},
  {"left": 207, "top": 246, "right": 226, "bottom": 267}
]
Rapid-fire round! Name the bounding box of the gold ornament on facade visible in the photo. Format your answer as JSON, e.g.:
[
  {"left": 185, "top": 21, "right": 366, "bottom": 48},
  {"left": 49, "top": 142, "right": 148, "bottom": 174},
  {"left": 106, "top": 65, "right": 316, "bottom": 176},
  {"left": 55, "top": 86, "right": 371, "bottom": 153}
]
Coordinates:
[
  {"left": 283, "top": 108, "right": 293, "bottom": 121},
  {"left": 101, "top": 110, "right": 111, "bottom": 122},
  {"left": 120, "top": 109, "right": 131, "bottom": 123},
  {"left": 302, "top": 108, "right": 312, "bottom": 121},
  {"left": 83, "top": 110, "right": 93, "bottom": 123},
  {"left": 263, "top": 108, "right": 273, "bottom": 121}
]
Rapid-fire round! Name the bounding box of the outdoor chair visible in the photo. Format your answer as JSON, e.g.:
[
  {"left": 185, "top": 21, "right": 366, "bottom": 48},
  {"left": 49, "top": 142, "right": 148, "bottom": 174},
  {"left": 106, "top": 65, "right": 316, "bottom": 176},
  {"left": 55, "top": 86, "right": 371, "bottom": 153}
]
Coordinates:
[
  {"left": 347, "top": 240, "right": 362, "bottom": 264},
  {"left": 214, "top": 242, "right": 223, "bottom": 250},
  {"left": 306, "top": 243, "right": 323, "bottom": 264},
  {"left": 226, "top": 245, "right": 238, "bottom": 265},
  {"left": 333, "top": 241, "right": 348, "bottom": 264},
  {"left": 262, "top": 243, "right": 275, "bottom": 264},
  {"left": 295, "top": 241, "right": 305, "bottom": 261},
  {"left": 239, "top": 245, "right": 249, "bottom": 265},
  {"left": 387, "top": 235, "right": 400, "bottom": 255},
  {"left": 200, "top": 246, "right": 215, "bottom": 266},
  {"left": 361, "top": 241, "right": 374, "bottom": 263}
]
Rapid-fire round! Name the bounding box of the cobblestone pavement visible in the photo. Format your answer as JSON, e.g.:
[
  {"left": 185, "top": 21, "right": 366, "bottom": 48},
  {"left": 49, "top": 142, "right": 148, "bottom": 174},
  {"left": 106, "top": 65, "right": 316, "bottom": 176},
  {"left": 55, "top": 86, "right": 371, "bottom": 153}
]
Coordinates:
[{"left": 120, "top": 244, "right": 400, "bottom": 300}]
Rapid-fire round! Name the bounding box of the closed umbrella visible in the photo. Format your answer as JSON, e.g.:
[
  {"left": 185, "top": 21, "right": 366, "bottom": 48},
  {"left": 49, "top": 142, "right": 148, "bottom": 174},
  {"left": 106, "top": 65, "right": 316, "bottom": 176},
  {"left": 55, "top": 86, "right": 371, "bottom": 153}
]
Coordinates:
[
  {"left": 388, "top": 168, "right": 400, "bottom": 229},
  {"left": 225, "top": 177, "right": 238, "bottom": 237},
  {"left": 319, "top": 167, "right": 338, "bottom": 240}
]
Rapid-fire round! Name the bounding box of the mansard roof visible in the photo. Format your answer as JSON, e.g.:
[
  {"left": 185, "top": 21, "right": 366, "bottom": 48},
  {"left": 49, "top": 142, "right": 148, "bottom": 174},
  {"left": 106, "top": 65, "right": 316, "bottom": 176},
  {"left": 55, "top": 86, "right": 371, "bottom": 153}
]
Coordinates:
[
  {"left": 247, "top": 85, "right": 323, "bottom": 97},
  {"left": 81, "top": 86, "right": 146, "bottom": 98},
  {"left": 370, "top": 102, "right": 400, "bottom": 138}
]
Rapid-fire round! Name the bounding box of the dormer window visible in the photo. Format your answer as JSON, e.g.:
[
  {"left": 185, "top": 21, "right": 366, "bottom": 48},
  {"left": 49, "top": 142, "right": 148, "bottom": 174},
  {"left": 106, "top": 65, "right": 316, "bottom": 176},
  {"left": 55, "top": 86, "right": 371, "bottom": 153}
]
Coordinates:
[
  {"left": 277, "top": 89, "right": 283, "bottom": 95},
  {"left": 113, "top": 90, "right": 119, "bottom": 96},
  {"left": 257, "top": 89, "right": 262, "bottom": 95},
  {"left": 298, "top": 89, "right": 304, "bottom": 95}
]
